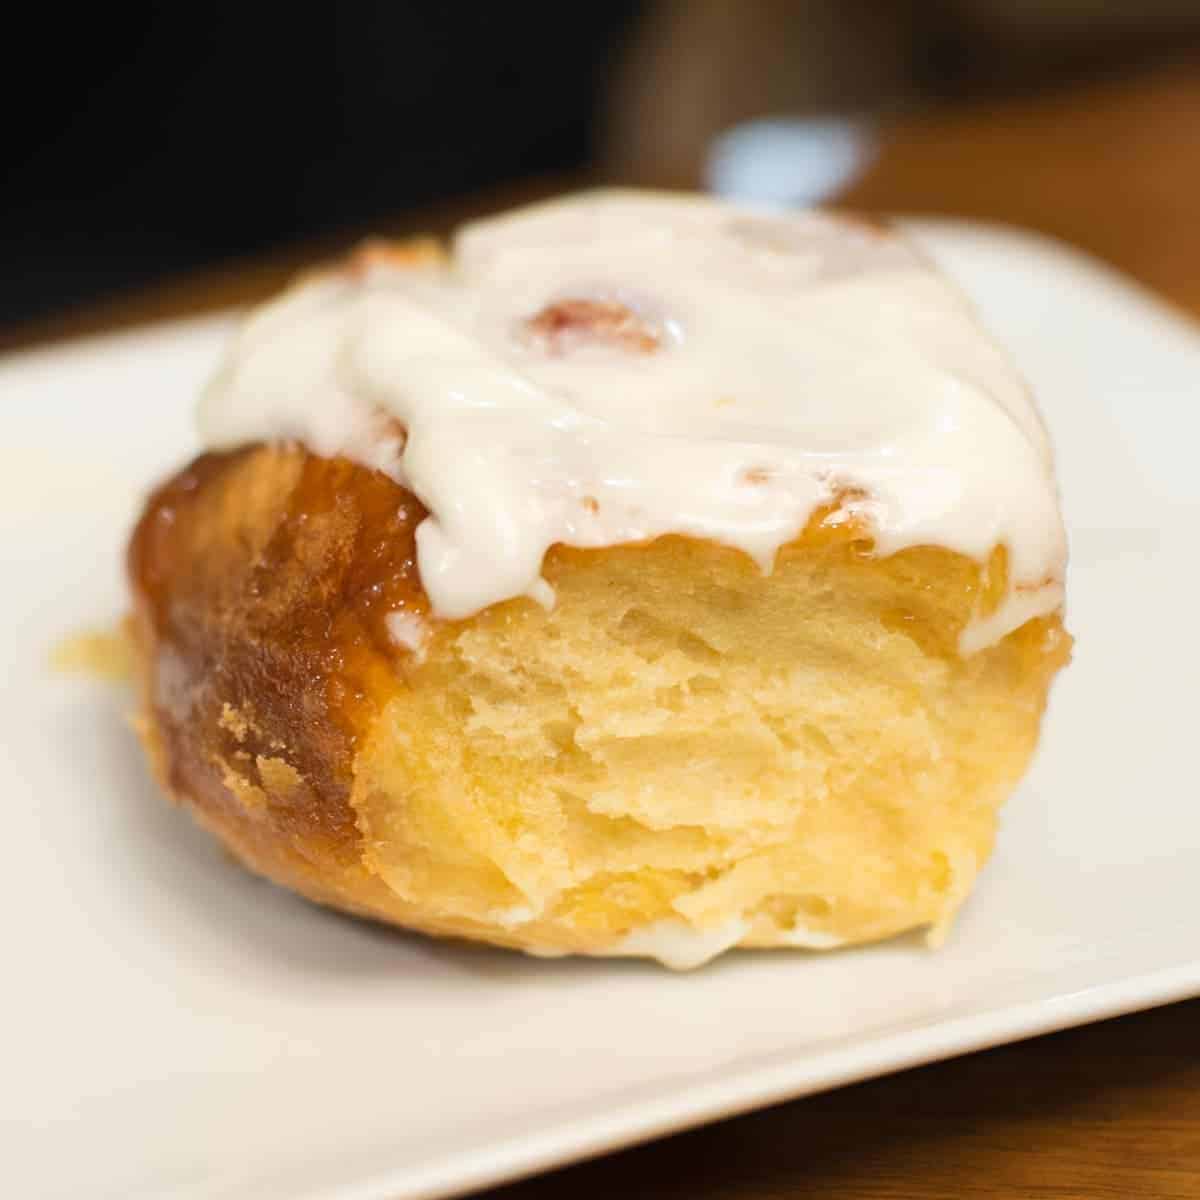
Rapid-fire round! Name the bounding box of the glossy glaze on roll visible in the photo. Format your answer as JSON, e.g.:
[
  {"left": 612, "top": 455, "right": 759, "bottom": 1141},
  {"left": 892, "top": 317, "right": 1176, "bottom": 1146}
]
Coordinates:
[{"left": 200, "top": 192, "right": 1066, "bottom": 645}]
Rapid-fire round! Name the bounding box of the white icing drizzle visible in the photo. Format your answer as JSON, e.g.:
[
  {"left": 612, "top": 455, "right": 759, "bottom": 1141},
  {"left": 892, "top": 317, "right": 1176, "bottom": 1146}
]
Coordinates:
[
  {"left": 523, "top": 917, "right": 749, "bottom": 970},
  {"left": 199, "top": 191, "right": 1066, "bottom": 650},
  {"left": 384, "top": 610, "right": 431, "bottom": 659},
  {"left": 606, "top": 917, "right": 749, "bottom": 970},
  {"left": 522, "top": 915, "right": 843, "bottom": 968},
  {"left": 774, "top": 922, "right": 847, "bottom": 950},
  {"left": 491, "top": 905, "right": 535, "bottom": 930}
]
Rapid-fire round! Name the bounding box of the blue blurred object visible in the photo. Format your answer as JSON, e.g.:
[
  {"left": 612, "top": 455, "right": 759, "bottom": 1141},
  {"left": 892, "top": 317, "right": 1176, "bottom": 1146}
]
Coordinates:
[{"left": 706, "top": 117, "right": 877, "bottom": 207}]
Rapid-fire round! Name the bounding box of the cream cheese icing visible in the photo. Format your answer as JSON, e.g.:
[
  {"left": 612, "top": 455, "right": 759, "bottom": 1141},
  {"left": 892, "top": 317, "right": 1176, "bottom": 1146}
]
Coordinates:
[
  {"left": 522, "top": 917, "right": 749, "bottom": 970},
  {"left": 521, "top": 916, "right": 845, "bottom": 969},
  {"left": 199, "top": 191, "right": 1066, "bottom": 649}
]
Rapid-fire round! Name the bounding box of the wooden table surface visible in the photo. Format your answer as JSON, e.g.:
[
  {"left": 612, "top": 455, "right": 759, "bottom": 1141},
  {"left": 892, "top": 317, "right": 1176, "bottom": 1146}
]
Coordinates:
[{"left": 7, "top": 59, "right": 1199, "bottom": 1199}]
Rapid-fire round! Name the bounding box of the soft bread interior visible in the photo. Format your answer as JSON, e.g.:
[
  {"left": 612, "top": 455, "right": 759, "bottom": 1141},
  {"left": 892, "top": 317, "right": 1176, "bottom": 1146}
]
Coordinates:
[{"left": 353, "top": 528, "right": 1069, "bottom": 957}]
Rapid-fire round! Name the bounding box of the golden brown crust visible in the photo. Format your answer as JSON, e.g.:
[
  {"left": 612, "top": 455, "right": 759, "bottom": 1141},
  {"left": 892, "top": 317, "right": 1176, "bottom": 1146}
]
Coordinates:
[
  {"left": 292, "top": 236, "right": 447, "bottom": 290},
  {"left": 128, "top": 446, "right": 428, "bottom": 893}
]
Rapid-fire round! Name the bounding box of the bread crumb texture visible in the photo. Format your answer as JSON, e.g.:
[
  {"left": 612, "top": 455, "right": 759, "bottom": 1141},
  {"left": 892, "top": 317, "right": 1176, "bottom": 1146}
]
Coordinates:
[{"left": 356, "top": 533, "right": 1067, "bottom": 956}]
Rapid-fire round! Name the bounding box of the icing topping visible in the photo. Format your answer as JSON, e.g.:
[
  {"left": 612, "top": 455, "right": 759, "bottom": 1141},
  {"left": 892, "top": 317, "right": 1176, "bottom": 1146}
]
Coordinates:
[
  {"left": 522, "top": 916, "right": 845, "bottom": 969},
  {"left": 199, "top": 191, "right": 1066, "bottom": 647}
]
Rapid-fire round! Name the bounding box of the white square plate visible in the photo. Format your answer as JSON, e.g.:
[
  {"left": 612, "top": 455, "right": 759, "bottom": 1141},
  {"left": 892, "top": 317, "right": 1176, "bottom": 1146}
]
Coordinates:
[{"left": 2, "top": 221, "right": 1198, "bottom": 1200}]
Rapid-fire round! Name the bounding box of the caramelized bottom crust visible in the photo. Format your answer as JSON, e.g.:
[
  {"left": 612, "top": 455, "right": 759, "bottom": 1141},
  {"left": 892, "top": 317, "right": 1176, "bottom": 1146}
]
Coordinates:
[{"left": 128, "top": 445, "right": 1070, "bottom": 964}]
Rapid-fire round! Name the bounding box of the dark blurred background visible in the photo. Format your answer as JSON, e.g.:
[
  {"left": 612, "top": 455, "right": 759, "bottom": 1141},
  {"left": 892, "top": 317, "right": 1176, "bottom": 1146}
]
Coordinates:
[
  {"left": 1, "top": 3, "right": 641, "bottom": 326},
  {"left": 4, "top": 1, "right": 1200, "bottom": 328}
]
